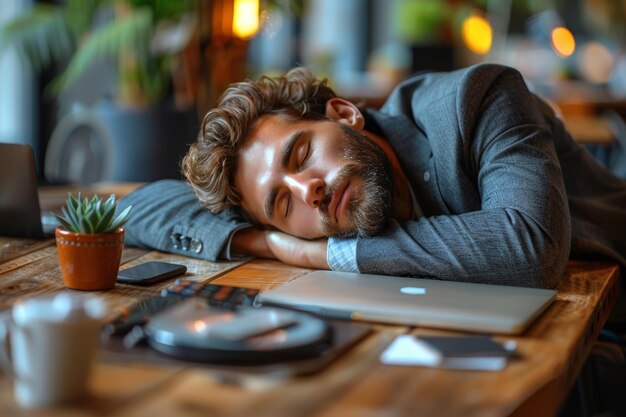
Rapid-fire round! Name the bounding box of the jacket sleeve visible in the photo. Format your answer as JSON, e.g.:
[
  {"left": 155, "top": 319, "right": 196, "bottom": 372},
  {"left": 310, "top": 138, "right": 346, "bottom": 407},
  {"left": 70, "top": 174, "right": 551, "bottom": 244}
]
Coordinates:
[
  {"left": 355, "top": 65, "right": 571, "bottom": 288},
  {"left": 118, "top": 179, "right": 250, "bottom": 261}
]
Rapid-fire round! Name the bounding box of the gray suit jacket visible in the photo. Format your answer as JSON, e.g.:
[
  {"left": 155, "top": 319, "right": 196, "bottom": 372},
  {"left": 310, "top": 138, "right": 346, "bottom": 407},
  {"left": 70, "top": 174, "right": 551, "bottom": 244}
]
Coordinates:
[{"left": 119, "top": 64, "right": 626, "bottom": 288}]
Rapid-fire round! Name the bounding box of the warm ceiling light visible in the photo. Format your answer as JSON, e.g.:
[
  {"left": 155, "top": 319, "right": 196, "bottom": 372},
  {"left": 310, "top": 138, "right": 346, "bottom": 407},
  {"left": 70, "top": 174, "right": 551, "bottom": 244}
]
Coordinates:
[
  {"left": 233, "top": 0, "right": 260, "bottom": 39},
  {"left": 461, "top": 12, "right": 493, "bottom": 56},
  {"left": 551, "top": 27, "right": 576, "bottom": 57}
]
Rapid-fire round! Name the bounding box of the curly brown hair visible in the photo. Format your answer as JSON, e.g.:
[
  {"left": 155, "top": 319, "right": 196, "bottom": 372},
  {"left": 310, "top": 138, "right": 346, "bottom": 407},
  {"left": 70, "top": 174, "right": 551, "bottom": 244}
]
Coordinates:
[{"left": 181, "top": 67, "right": 337, "bottom": 213}]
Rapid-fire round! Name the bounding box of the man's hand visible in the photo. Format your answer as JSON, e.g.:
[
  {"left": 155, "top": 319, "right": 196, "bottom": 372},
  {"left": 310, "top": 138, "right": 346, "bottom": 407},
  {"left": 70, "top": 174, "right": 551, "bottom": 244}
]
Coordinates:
[
  {"left": 265, "top": 231, "right": 329, "bottom": 270},
  {"left": 231, "top": 227, "right": 329, "bottom": 269}
]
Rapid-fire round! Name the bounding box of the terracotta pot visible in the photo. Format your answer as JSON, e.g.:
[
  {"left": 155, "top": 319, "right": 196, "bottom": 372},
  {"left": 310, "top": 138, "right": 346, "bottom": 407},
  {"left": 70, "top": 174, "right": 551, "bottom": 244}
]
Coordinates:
[{"left": 55, "top": 227, "right": 125, "bottom": 291}]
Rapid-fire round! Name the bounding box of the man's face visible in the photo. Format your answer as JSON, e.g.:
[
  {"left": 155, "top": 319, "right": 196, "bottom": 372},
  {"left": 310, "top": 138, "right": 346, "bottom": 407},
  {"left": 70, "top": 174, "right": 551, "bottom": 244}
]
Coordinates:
[{"left": 234, "top": 114, "right": 393, "bottom": 239}]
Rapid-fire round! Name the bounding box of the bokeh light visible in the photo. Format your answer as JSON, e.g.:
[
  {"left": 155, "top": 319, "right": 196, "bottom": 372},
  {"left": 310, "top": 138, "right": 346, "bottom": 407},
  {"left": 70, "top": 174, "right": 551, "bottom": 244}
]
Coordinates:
[
  {"left": 551, "top": 27, "right": 576, "bottom": 57},
  {"left": 233, "top": 0, "right": 260, "bottom": 39},
  {"left": 461, "top": 12, "right": 493, "bottom": 55},
  {"left": 577, "top": 41, "right": 614, "bottom": 84}
]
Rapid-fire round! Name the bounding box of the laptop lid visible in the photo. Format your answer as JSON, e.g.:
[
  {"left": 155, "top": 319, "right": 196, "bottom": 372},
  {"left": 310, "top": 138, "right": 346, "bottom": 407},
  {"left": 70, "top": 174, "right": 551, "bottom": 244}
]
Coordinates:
[
  {"left": 256, "top": 271, "right": 557, "bottom": 335},
  {"left": 0, "top": 143, "right": 45, "bottom": 238}
]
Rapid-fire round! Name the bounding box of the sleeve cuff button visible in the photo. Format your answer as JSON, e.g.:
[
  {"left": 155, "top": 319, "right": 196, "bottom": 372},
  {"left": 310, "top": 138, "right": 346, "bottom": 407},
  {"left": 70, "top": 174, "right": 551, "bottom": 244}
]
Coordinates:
[{"left": 190, "top": 239, "right": 203, "bottom": 254}]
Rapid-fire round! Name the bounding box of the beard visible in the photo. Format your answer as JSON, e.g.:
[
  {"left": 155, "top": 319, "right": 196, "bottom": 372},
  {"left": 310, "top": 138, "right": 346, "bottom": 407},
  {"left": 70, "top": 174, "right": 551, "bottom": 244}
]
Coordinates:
[{"left": 319, "top": 124, "right": 394, "bottom": 238}]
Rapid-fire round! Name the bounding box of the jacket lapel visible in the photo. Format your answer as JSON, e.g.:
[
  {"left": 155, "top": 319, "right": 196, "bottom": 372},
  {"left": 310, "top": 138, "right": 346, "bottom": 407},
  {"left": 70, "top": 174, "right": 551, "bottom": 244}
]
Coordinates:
[{"left": 369, "top": 109, "right": 452, "bottom": 216}]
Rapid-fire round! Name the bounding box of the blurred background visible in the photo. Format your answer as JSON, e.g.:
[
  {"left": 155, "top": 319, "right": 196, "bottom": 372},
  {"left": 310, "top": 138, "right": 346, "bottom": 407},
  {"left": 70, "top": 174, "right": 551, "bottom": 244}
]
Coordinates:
[{"left": 1, "top": 0, "right": 625, "bottom": 184}]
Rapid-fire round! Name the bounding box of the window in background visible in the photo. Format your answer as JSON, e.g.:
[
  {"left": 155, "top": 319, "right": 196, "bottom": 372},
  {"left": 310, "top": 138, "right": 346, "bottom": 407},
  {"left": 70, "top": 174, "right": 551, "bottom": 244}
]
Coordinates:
[
  {"left": 0, "top": 0, "right": 35, "bottom": 149},
  {"left": 301, "top": 0, "right": 369, "bottom": 80},
  {"left": 247, "top": 3, "right": 300, "bottom": 75}
]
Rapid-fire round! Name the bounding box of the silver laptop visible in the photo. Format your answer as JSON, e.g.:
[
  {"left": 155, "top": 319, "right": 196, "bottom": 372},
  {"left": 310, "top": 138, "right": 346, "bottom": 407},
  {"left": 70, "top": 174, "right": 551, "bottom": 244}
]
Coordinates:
[
  {"left": 0, "top": 142, "right": 59, "bottom": 238},
  {"left": 256, "top": 270, "right": 556, "bottom": 334}
]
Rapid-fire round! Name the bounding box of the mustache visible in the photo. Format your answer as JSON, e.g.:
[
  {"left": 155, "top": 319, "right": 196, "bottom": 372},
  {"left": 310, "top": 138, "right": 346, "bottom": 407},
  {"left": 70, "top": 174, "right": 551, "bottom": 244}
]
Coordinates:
[{"left": 319, "top": 163, "right": 362, "bottom": 217}]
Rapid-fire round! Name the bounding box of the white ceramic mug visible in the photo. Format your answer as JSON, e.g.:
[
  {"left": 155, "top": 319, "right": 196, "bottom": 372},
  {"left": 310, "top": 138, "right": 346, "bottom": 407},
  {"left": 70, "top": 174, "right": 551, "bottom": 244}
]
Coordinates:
[{"left": 0, "top": 293, "right": 106, "bottom": 408}]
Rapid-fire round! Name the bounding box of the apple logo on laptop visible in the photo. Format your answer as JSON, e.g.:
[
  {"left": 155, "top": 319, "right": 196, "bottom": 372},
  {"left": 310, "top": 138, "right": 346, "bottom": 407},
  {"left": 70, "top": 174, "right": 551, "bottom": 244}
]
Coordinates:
[{"left": 400, "top": 287, "right": 427, "bottom": 295}]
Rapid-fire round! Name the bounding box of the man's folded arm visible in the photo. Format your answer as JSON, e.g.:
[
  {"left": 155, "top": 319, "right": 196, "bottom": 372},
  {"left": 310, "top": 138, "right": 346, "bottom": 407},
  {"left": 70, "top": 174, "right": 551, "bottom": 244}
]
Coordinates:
[
  {"left": 338, "top": 206, "right": 567, "bottom": 288},
  {"left": 118, "top": 179, "right": 251, "bottom": 261}
]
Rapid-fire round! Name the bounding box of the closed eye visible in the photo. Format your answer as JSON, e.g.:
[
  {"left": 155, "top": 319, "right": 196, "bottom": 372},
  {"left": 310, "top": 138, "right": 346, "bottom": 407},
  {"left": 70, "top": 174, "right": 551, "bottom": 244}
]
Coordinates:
[
  {"left": 298, "top": 143, "right": 311, "bottom": 171},
  {"left": 284, "top": 194, "right": 291, "bottom": 217}
]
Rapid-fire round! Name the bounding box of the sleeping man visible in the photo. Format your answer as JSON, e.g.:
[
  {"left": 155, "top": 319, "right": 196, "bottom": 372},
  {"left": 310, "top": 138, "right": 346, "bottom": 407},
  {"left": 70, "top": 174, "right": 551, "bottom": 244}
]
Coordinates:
[{"left": 119, "top": 64, "right": 626, "bottom": 290}]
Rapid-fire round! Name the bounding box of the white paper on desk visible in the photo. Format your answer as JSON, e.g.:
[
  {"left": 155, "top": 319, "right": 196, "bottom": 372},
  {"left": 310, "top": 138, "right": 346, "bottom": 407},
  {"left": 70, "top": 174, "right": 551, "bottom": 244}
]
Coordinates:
[{"left": 379, "top": 335, "right": 508, "bottom": 372}]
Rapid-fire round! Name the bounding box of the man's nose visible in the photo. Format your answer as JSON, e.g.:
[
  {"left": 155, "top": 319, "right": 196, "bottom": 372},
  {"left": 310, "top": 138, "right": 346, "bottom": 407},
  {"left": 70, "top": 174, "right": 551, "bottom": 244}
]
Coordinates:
[{"left": 285, "top": 175, "right": 325, "bottom": 208}]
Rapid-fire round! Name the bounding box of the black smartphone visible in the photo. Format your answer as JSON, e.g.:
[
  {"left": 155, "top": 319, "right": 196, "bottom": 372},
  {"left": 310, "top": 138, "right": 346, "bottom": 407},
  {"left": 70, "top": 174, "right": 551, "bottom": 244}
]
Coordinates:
[{"left": 117, "top": 261, "right": 187, "bottom": 286}]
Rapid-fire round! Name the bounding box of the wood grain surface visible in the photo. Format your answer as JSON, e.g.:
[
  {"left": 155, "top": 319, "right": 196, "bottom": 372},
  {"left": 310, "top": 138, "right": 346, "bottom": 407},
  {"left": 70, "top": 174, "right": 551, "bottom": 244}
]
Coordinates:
[
  {"left": 0, "top": 237, "right": 55, "bottom": 264},
  {"left": 0, "top": 235, "right": 620, "bottom": 417},
  {"left": 0, "top": 237, "right": 245, "bottom": 314}
]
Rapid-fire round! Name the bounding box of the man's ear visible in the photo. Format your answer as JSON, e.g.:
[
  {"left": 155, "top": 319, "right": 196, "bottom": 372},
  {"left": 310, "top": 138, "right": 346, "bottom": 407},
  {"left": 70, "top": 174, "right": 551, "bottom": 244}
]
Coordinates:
[{"left": 324, "top": 98, "right": 365, "bottom": 130}]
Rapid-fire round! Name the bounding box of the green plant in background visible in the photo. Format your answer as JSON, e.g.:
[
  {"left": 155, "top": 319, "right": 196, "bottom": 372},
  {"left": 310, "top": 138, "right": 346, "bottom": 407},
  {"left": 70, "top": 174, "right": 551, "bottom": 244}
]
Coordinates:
[
  {"left": 0, "top": 0, "right": 305, "bottom": 108},
  {"left": 393, "top": 0, "right": 454, "bottom": 44},
  {"left": 55, "top": 193, "right": 132, "bottom": 234},
  {"left": 0, "top": 0, "right": 197, "bottom": 107}
]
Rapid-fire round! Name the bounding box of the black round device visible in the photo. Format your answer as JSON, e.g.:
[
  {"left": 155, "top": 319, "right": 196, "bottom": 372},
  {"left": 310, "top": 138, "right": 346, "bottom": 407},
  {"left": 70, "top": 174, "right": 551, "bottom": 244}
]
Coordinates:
[{"left": 144, "top": 298, "right": 331, "bottom": 364}]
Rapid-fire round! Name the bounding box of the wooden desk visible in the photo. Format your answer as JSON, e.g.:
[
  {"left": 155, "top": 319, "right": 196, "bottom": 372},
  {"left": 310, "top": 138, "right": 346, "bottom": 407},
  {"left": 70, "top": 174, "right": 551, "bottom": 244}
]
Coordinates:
[{"left": 0, "top": 235, "right": 620, "bottom": 417}]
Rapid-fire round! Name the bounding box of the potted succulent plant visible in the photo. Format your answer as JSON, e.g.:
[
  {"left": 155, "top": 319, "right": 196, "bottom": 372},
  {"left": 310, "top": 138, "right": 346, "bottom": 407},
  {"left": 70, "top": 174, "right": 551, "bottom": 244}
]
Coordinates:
[{"left": 54, "top": 193, "right": 132, "bottom": 291}]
